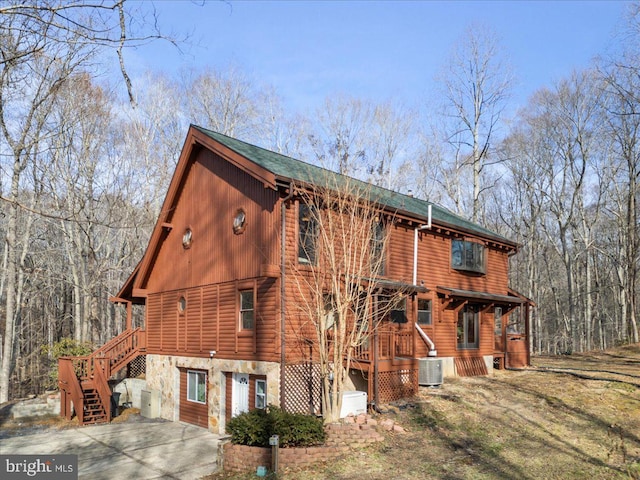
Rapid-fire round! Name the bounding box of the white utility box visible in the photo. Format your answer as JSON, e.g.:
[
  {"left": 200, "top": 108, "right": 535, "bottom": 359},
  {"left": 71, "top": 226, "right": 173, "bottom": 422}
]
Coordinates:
[
  {"left": 140, "top": 389, "right": 161, "bottom": 418},
  {"left": 339, "top": 390, "right": 367, "bottom": 418}
]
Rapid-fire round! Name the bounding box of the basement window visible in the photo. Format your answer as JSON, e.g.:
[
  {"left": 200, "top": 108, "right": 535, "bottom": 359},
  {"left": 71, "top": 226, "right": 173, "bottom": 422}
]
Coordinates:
[
  {"left": 187, "top": 370, "right": 206, "bottom": 404},
  {"left": 255, "top": 379, "right": 267, "bottom": 409}
]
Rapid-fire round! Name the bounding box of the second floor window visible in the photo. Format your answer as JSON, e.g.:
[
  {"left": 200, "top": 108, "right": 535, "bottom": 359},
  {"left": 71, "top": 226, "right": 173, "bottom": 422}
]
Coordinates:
[
  {"left": 298, "top": 203, "right": 317, "bottom": 264},
  {"left": 323, "top": 293, "right": 337, "bottom": 330},
  {"left": 371, "top": 220, "right": 386, "bottom": 275},
  {"left": 240, "top": 289, "right": 254, "bottom": 330},
  {"left": 451, "top": 240, "right": 486, "bottom": 274}
]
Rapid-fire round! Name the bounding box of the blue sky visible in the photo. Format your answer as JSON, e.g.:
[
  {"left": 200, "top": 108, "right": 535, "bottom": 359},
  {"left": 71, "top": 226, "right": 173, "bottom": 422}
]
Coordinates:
[{"left": 129, "top": 1, "right": 630, "bottom": 115}]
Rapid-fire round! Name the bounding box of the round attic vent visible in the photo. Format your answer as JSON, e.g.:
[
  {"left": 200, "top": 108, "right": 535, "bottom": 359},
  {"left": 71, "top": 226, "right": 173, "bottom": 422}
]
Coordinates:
[
  {"left": 182, "top": 228, "right": 193, "bottom": 249},
  {"left": 233, "top": 209, "right": 247, "bottom": 234}
]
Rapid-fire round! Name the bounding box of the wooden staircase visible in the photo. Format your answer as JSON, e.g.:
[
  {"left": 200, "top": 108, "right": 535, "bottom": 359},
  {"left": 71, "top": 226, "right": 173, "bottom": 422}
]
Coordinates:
[{"left": 58, "top": 328, "right": 146, "bottom": 425}]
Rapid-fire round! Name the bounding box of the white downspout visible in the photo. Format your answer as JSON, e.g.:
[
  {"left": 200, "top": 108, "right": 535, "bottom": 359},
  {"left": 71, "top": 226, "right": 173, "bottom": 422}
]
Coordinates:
[
  {"left": 415, "top": 323, "right": 437, "bottom": 357},
  {"left": 413, "top": 205, "right": 436, "bottom": 357}
]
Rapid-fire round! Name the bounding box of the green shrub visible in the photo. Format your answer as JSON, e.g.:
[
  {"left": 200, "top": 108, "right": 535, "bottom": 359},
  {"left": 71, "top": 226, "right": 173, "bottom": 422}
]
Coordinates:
[
  {"left": 41, "top": 337, "right": 94, "bottom": 389},
  {"left": 226, "top": 406, "right": 326, "bottom": 448}
]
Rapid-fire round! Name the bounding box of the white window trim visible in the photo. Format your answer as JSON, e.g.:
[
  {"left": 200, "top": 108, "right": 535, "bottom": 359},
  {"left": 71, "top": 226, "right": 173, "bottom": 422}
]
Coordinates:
[
  {"left": 187, "top": 369, "right": 207, "bottom": 404},
  {"left": 255, "top": 379, "right": 267, "bottom": 409}
]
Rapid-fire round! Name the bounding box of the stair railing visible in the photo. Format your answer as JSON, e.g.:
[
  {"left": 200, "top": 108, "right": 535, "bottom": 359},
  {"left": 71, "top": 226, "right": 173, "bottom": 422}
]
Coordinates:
[
  {"left": 58, "top": 328, "right": 146, "bottom": 424},
  {"left": 58, "top": 358, "right": 85, "bottom": 424},
  {"left": 92, "top": 327, "right": 146, "bottom": 373},
  {"left": 93, "top": 356, "right": 112, "bottom": 422}
]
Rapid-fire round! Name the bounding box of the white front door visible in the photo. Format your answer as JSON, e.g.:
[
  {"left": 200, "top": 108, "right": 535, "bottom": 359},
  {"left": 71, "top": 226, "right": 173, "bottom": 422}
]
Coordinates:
[{"left": 232, "top": 372, "right": 249, "bottom": 417}]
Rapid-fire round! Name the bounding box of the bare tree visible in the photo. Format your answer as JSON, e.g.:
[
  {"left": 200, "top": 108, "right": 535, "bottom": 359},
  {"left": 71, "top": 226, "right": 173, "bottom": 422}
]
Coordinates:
[
  {"left": 437, "top": 24, "right": 513, "bottom": 222},
  {"left": 307, "top": 95, "right": 417, "bottom": 188},
  {"left": 365, "top": 102, "right": 417, "bottom": 190},
  {"left": 307, "top": 95, "right": 372, "bottom": 177},
  {"left": 0, "top": 16, "right": 90, "bottom": 404},
  {"left": 597, "top": 4, "right": 640, "bottom": 344},
  {"left": 288, "top": 175, "right": 408, "bottom": 423},
  {"left": 181, "top": 66, "right": 282, "bottom": 142},
  {"left": 0, "top": 0, "right": 180, "bottom": 403}
]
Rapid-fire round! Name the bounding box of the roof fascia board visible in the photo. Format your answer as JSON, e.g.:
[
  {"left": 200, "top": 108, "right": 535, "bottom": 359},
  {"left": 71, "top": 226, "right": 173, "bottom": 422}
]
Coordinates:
[
  {"left": 291, "top": 181, "right": 517, "bottom": 251},
  {"left": 133, "top": 126, "right": 280, "bottom": 292},
  {"left": 133, "top": 127, "right": 208, "bottom": 291},
  {"left": 191, "top": 128, "right": 278, "bottom": 190},
  {"left": 436, "top": 286, "right": 525, "bottom": 305}
]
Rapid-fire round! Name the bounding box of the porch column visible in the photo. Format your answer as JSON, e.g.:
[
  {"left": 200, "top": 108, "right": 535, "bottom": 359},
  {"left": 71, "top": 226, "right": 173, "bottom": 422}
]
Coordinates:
[
  {"left": 373, "top": 293, "right": 379, "bottom": 407},
  {"left": 126, "top": 300, "right": 132, "bottom": 330}
]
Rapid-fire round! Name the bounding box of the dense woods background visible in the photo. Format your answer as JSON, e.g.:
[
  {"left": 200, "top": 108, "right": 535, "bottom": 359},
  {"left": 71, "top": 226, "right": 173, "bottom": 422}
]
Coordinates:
[{"left": 1, "top": 2, "right": 638, "bottom": 401}]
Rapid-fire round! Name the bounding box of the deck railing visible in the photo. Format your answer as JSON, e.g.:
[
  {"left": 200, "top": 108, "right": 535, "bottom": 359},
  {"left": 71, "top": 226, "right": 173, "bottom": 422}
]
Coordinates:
[{"left": 352, "top": 328, "right": 414, "bottom": 362}]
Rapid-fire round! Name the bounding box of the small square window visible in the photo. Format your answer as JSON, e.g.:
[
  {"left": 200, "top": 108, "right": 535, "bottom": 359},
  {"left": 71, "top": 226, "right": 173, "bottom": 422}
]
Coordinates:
[
  {"left": 240, "top": 290, "right": 254, "bottom": 330},
  {"left": 452, "top": 240, "right": 485, "bottom": 274},
  {"left": 418, "top": 299, "right": 432, "bottom": 325}
]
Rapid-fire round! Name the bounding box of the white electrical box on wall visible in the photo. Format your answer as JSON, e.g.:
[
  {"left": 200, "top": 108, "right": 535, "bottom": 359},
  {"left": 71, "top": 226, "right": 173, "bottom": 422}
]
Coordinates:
[{"left": 141, "top": 389, "right": 161, "bottom": 418}]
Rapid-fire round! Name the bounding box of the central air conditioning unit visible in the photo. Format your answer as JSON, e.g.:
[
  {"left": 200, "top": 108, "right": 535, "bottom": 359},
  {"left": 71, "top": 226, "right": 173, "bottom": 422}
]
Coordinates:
[{"left": 418, "top": 358, "right": 443, "bottom": 386}]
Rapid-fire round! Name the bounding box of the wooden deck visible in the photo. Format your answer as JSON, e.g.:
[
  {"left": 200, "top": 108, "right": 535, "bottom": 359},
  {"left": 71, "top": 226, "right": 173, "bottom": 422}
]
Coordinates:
[{"left": 352, "top": 328, "right": 528, "bottom": 403}]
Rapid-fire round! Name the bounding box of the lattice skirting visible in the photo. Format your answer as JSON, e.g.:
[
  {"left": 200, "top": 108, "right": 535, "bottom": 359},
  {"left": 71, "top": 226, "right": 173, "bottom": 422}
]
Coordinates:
[
  {"left": 375, "top": 369, "right": 418, "bottom": 403},
  {"left": 283, "top": 363, "right": 418, "bottom": 412},
  {"left": 127, "top": 355, "right": 146, "bottom": 378},
  {"left": 283, "top": 363, "right": 322, "bottom": 415}
]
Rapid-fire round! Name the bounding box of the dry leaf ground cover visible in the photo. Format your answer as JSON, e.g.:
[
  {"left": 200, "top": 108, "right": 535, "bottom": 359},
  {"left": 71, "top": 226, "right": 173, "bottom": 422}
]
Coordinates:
[{"left": 212, "top": 344, "right": 640, "bottom": 480}]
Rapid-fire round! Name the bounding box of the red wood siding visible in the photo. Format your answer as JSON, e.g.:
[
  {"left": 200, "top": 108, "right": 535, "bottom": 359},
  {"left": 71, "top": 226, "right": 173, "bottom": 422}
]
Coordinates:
[
  {"left": 179, "top": 368, "right": 208, "bottom": 429},
  {"left": 145, "top": 148, "right": 280, "bottom": 294},
  {"left": 281, "top": 203, "right": 513, "bottom": 362},
  {"left": 146, "top": 278, "right": 279, "bottom": 361},
  {"left": 225, "top": 373, "right": 232, "bottom": 426}
]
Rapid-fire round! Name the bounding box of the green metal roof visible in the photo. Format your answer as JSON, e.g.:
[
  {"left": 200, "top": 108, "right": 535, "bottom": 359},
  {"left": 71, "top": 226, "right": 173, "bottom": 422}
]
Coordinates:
[{"left": 193, "top": 125, "right": 514, "bottom": 245}]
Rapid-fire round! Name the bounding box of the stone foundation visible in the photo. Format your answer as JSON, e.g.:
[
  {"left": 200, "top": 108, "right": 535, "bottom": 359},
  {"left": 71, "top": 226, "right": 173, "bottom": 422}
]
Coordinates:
[{"left": 145, "top": 354, "right": 280, "bottom": 434}]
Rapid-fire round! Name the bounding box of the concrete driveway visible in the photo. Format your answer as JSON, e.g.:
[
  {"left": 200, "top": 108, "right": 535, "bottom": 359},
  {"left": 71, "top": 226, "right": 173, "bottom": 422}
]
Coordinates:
[{"left": 0, "top": 417, "right": 221, "bottom": 479}]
